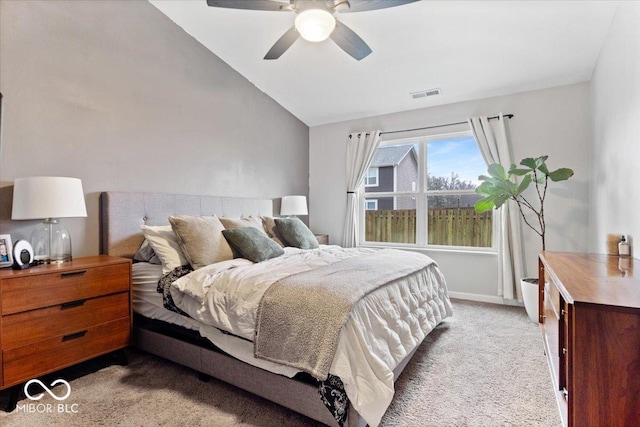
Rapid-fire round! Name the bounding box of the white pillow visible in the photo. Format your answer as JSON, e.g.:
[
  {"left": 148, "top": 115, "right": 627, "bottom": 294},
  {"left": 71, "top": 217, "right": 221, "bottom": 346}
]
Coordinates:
[{"left": 140, "top": 225, "right": 189, "bottom": 274}]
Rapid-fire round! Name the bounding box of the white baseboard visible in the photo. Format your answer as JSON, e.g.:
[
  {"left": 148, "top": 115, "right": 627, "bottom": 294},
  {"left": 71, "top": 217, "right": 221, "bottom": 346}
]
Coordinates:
[{"left": 448, "top": 291, "right": 524, "bottom": 307}]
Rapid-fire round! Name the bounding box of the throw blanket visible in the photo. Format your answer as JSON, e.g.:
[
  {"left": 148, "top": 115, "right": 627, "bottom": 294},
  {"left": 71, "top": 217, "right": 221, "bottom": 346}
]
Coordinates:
[{"left": 254, "top": 249, "right": 434, "bottom": 380}]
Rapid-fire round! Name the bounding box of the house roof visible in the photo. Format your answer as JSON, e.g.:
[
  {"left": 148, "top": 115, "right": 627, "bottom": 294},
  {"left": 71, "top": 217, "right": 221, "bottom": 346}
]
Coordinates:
[{"left": 371, "top": 145, "right": 415, "bottom": 168}]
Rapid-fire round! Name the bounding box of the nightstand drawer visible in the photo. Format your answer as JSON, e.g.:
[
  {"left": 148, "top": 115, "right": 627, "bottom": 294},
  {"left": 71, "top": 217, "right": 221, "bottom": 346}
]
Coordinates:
[
  {"left": 1, "top": 263, "right": 130, "bottom": 314},
  {"left": 2, "top": 292, "right": 130, "bottom": 348},
  {"left": 2, "top": 317, "right": 130, "bottom": 387}
]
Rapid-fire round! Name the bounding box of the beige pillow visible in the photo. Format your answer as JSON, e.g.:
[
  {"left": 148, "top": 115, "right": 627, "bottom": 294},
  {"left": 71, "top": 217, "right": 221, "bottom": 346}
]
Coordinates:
[
  {"left": 219, "top": 216, "right": 265, "bottom": 233},
  {"left": 260, "top": 216, "right": 286, "bottom": 247},
  {"left": 168, "top": 215, "right": 233, "bottom": 269},
  {"left": 141, "top": 225, "right": 189, "bottom": 274}
]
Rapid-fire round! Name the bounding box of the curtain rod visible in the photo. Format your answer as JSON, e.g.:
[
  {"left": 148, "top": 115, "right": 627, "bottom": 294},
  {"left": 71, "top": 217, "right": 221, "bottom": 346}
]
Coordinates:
[{"left": 380, "top": 114, "right": 514, "bottom": 136}]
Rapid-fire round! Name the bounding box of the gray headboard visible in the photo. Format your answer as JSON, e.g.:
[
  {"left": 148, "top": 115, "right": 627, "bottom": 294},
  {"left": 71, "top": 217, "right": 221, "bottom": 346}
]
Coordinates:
[{"left": 99, "top": 192, "right": 274, "bottom": 258}]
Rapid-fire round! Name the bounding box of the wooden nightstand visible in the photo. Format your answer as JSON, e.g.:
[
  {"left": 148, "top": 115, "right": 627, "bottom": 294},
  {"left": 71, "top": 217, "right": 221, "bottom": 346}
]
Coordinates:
[
  {"left": 0, "top": 255, "right": 131, "bottom": 409},
  {"left": 314, "top": 234, "right": 329, "bottom": 245}
]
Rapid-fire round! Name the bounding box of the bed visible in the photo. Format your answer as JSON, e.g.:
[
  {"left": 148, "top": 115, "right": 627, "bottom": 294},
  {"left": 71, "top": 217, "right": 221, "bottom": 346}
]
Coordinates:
[{"left": 99, "top": 191, "right": 452, "bottom": 427}]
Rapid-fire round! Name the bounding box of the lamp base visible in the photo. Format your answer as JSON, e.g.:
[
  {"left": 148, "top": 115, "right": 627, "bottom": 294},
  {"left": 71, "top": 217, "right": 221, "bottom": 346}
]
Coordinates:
[{"left": 31, "top": 218, "right": 73, "bottom": 263}]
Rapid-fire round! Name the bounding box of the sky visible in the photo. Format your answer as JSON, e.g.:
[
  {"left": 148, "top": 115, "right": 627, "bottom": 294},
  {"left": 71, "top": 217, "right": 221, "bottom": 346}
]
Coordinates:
[{"left": 427, "top": 136, "right": 486, "bottom": 186}]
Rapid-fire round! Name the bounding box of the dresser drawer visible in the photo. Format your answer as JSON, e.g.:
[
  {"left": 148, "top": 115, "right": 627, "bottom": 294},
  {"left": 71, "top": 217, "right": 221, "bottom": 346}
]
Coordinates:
[
  {"left": 545, "top": 279, "right": 560, "bottom": 319},
  {"left": 2, "top": 317, "right": 130, "bottom": 387},
  {"left": 1, "top": 263, "right": 130, "bottom": 315},
  {"left": 2, "top": 292, "right": 130, "bottom": 348}
]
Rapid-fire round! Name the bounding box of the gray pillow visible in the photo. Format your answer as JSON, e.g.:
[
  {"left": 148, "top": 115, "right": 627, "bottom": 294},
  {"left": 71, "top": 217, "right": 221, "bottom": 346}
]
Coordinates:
[
  {"left": 222, "top": 227, "right": 284, "bottom": 263},
  {"left": 133, "top": 239, "right": 161, "bottom": 265},
  {"left": 275, "top": 217, "right": 319, "bottom": 250}
]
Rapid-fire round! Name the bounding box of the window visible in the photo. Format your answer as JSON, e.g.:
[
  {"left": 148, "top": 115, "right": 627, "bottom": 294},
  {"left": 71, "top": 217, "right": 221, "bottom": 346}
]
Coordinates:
[
  {"left": 364, "top": 168, "right": 379, "bottom": 187},
  {"left": 361, "top": 131, "right": 493, "bottom": 248}
]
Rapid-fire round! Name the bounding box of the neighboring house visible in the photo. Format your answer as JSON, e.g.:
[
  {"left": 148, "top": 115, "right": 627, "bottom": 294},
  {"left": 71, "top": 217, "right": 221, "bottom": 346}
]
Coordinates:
[{"left": 364, "top": 145, "right": 417, "bottom": 210}]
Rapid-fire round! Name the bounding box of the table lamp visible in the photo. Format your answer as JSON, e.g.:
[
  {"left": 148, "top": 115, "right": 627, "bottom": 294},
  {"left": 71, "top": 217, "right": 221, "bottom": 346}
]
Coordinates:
[
  {"left": 280, "top": 195, "right": 308, "bottom": 217},
  {"left": 11, "top": 177, "right": 87, "bottom": 263}
]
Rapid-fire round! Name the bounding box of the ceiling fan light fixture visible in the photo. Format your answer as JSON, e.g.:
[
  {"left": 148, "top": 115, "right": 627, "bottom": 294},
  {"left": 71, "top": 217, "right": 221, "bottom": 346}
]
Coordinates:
[{"left": 295, "top": 9, "right": 336, "bottom": 42}]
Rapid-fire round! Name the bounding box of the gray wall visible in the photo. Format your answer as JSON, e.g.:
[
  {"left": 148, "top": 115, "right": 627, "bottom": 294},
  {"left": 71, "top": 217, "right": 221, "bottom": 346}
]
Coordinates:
[
  {"left": 0, "top": 1, "right": 309, "bottom": 257},
  {"left": 310, "top": 83, "right": 591, "bottom": 302},
  {"left": 589, "top": 2, "right": 639, "bottom": 255}
]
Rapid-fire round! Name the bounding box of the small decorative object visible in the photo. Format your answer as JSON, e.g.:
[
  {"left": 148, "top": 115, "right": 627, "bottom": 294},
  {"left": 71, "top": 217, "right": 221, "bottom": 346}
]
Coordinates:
[
  {"left": 618, "top": 235, "right": 630, "bottom": 257},
  {"left": 12, "top": 239, "right": 34, "bottom": 270},
  {"left": 607, "top": 233, "right": 621, "bottom": 256},
  {"left": 11, "top": 177, "right": 87, "bottom": 263},
  {"left": 280, "top": 195, "right": 308, "bottom": 217},
  {"left": 0, "top": 234, "right": 13, "bottom": 268}
]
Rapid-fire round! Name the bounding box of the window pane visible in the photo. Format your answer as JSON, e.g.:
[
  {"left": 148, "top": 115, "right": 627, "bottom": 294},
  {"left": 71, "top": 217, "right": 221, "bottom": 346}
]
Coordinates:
[
  {"left": 426, "top": 135, "right": 492, "bottom": 247},
  {"left": 364, "top": 196, "right": 416, "bottom": 243},
  {"left": 365, "top": 143, "right": 418, "bottom": 193},
  {"left": 427, "top": 194, "right": 492, "bottom": 247},
  {"left": 427, "top": 136, "right": 485, "bottom": 190}
]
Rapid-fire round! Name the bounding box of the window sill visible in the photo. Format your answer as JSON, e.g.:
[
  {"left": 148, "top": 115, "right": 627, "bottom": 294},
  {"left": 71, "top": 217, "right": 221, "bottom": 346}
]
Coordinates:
[{"left": 358, "top": 243, "right": 498, "bottom": 256}]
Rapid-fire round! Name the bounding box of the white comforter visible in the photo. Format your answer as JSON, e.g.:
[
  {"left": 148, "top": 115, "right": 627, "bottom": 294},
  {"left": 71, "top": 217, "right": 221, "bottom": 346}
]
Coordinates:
[{"left": 171, "top": 246, "right": 452, "bottom": 426}]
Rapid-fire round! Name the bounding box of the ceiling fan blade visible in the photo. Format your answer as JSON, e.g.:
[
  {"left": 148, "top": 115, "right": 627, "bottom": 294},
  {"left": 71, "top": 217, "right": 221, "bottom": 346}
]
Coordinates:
[
  {"left": 206, "top": 0, "right": 292, "bottom": 12},
  {"left": 264, "top": 26, "right": 299, "bottom": 60},
  {"left": 339, "top": 0, "right": 419, "bottom": 13},
  {"left": 330, "top": 22, "right": 372, "bottom": 61}
]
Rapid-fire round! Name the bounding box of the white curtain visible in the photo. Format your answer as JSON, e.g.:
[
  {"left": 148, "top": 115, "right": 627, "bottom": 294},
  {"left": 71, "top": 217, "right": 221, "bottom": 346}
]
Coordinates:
[
  {"left": 342, "top": 130, "right": 382, "bottom": 248},
  {"left": 468, "top": 115, "right": 524, "bottom": 301}
]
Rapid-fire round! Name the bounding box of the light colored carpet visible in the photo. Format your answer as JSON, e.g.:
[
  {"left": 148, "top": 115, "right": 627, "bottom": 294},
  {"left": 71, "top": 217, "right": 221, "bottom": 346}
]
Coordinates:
[{"left": 0, "top": 300, "right": 561, "bottom": 426}]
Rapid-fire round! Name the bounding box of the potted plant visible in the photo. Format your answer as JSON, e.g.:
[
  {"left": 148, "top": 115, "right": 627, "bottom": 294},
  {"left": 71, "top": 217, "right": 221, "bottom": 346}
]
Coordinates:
[{"left": 474, "top": 155, "right": 574, "bottom": 322}]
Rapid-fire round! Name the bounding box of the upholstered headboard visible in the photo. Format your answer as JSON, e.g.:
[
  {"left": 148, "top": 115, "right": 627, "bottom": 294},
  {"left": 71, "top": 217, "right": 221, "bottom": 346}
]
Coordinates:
[{"left": 99, "top": 192, "right": 274, "bottom": 258}]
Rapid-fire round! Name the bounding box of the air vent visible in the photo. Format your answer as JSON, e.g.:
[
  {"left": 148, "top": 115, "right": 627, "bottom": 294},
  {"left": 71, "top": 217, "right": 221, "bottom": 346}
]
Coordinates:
[{"left": 411, "top": 88, "right": 441, "bottom": 99}]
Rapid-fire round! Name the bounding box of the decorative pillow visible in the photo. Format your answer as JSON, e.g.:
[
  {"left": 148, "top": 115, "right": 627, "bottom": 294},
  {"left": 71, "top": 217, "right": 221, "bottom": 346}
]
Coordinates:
[
  {"left": 132, "top": 239, "right": 161, "bottom": 265},
  {"left": 275, "top": 217, "right": 319, "bottom": 250},
  {"left": 222, "top": 227, "right": 284, "bottom": 263},
  {"left": 219, "top": 216, "right": 266, "bottom": 233},
  {"left": 141, "top": 225, "right": 189, "bottom": 274},
  {"left": 261, "top": 216, "right": 286, "bottom": 247},
  {"left": 168, "top": 215, "right": 233, "bottom": 269}
]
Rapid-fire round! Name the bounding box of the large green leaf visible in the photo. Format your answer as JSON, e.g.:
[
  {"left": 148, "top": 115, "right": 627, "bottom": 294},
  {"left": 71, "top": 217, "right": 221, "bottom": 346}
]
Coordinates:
[
  {"left": 509, "top": 168, "right": 532, "bottom": 176},
  {"left": 487, "top": 163, "right": 507, "bottom": 180},
  {"left": 474, "top": 197, "right": 496, "bottom": 213},
  {"left": 493, "top": 194, "right": 509, "bottom": 208},
  {"left": 535, "top": 156, "right": 548, "bottom": 168},
  {"left": 475, "top": 181, "right": 496, "bottom": 195},
  {"left": 538, "top": 162, "right": 550, "bottom": 175},
  {"left": 548, "top": 167, "right": 574, "bottom": 182},
  {"left": 520, "top": 157, "right": 537, "bottom": 169},
  {"left": 516, "top": 174, "right": 532, "bottom": 194}
]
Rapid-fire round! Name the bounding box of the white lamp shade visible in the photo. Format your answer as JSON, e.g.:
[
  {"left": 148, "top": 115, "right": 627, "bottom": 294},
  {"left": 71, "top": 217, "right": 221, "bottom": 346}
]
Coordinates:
[
  {"left": 280, "top": 195, "right": 308, "bottom": 216},
  {"left": 12, "top": 177, "right": 87, "bottom": 220},
  {"left": 295, "top": 9, "right": 336, "bottom": 42}
]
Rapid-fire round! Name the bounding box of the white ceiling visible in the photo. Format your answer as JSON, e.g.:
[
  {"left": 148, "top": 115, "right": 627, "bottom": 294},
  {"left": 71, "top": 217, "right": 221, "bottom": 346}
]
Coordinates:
[{"left": 149, "top": 0, "right": 618, "bottom": 127}]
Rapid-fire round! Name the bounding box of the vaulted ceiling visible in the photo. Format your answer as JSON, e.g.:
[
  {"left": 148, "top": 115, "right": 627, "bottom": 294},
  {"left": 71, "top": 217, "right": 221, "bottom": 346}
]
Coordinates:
[{"left": 150, "top": 0, "right": 618, "bottom": 126}]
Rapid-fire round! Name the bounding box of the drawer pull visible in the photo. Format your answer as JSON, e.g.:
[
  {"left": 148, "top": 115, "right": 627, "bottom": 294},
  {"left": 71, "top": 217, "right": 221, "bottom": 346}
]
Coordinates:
[
  {"left": 62, "top": 330, "right": 87, "bottom": 342},
  {"left": 60, "top": 270, "right": 87, "bottom": 279},
  {"left": 60, "top": 299, "right": 86, "bottom": 310}
]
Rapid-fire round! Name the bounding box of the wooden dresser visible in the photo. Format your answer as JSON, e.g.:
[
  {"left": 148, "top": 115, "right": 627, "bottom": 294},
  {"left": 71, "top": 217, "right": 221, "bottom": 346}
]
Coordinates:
[
  {"left": 538, "top": 252, "right": 640, "bottom": 427},
  {"left": 0, "top": 255, "right": 131, "bottom": 398}
]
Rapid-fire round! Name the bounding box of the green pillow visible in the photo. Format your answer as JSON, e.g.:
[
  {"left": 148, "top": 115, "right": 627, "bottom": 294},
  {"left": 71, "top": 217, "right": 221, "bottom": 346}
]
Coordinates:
[
  {"left": 274, "top": 217, "right": 319, "bottom": 250},
  {"left": 222, "top": 227, "right": 284, "bottom": 263}
]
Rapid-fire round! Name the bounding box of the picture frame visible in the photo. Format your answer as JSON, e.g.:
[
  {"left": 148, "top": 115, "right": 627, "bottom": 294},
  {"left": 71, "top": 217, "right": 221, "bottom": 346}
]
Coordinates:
[{"left": 0, "top": 234, "right": 14, "bottom": 268}]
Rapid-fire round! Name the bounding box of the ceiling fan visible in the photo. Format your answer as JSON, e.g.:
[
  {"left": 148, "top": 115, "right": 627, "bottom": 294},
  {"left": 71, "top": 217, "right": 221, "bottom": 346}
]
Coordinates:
[{"left": 206, "top": 0, "right": 419, "bottom": 60}]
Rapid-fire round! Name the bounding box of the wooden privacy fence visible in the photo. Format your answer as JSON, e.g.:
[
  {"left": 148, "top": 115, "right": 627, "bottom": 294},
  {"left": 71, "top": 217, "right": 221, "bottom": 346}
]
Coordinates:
[{"left": 365, "top": 208, "right": 493, "bottom": 247}]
